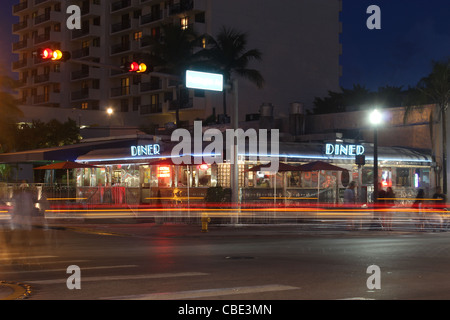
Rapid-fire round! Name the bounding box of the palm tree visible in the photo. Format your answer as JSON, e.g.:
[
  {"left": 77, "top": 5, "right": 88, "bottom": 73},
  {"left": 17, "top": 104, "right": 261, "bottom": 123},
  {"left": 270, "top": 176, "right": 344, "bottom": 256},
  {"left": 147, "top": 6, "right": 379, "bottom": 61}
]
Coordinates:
[
  {"left": 201, "top": 27, "right": 264, "bottom": 118},
  {"left": 417, "top": 58, "right": 450, "bottom": 194},
  {"left": 142, "top": 24, "right": 201, "bottom": 126},
  {"left": 405, "top": 58, "right": 450, "bottom": 193}
]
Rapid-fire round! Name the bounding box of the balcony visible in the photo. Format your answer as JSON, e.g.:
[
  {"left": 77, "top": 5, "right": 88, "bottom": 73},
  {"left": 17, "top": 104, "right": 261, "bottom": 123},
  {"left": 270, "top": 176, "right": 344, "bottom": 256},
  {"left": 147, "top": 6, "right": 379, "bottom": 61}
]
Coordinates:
[
  {"left": 34, "top": 0, "right": 58, "bottom": 5},
  {"left": 71, "top": 67, "right": 101, "bottom": 81},
  {"left": 110, "top": 86, "right": 131, "bottom": 97},
  {"left": 13, "top": 1, "right": 28, "bottom": 14},
  {"left": 34, "top": 10, "right": 62, "bottom": 26},
  {"left": 34, "top": 31, "right": 63, "bottom": 46},
  {"left": 168, "top": 0, "right": 194, "bottom": 15},
  {"left": 71, "top": 46, "right": 101, "bottom": 59},
  {"left": 33, "top": 92, "right": 59, "bottom": 105},
  {"left": 13, "top": 20, "right": 28, "bottom": 33},
  {"left": 33, "top": 72, "right": 59, "bottom": 84},
  {"left": 12, "top": 39, "right": 28, "bottom": 51},
  {"left": 81, "top": 3, "right": 102, "bottom": 17},
  {"left": 140, "top": 79, "right": 162, "bottom": 93},
  {"left": 17, "top": 77, "right": 31, "bottom": 88},
  {"left": 140, "top": 11, "right": 163, "bottom": 25},
  {"left": 111, "top": 0, "right": 131, "bottom": 13},
  {"left": 12, "top": 58, "right": 28, "bottom": 70},
  {"left": 140, "top": 103, "right": 162, "bottom": 115},
  {"left": 72, "top": 24, "right": 101, "bottom": 40},
  {"left": 110, "top": 42, "right": 130, "bottom": 55},
  {"left": 169, "top": 98, "right": 193, "bottom": 111},
  {"left": 71, "top": 88, "right": 100, "bottom": 101},
  {"left": 111, "top": 20, "right": 131, "bottom": 34}
]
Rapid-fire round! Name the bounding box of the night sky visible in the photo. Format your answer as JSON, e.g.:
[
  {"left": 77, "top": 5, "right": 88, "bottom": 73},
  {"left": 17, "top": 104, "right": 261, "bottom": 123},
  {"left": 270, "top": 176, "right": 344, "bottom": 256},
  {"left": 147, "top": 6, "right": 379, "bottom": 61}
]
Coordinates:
[{"left": 1, "top": 0, "right": 449, "bottom": 92}]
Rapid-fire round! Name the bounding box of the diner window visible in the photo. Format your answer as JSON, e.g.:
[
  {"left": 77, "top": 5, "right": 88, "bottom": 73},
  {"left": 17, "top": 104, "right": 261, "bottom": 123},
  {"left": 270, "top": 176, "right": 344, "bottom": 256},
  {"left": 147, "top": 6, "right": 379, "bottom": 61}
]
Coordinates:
[
  {"left": 197, "top": 164, "right": 211, "bottom": 187},
  {"left": 396, "top": 168, "right": 410, "bottom": 187},
  {"left": 157, "top": 166, "right": 172, "bottom": 187}
]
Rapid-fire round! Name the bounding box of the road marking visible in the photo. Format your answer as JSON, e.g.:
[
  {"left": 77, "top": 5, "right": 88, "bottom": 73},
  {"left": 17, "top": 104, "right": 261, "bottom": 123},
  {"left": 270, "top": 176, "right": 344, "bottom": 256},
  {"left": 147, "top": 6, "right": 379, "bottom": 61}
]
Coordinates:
[
  {"left": 102, "top": 284, "right": 299, "bottom": 300},
  {"left": 1, "top": 264, "right": 137, "bottom": 274},
  {"left": 0, "top": 255, "right": 57, "bottom": 261},
  {"left": 27, "top": 272, "right": 208, "bottom": 285}
]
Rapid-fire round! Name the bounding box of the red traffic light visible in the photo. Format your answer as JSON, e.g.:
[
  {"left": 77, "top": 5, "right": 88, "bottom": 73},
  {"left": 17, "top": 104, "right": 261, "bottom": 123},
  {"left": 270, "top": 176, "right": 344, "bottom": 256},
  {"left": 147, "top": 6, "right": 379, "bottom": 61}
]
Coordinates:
[
  {"left": 128, "top": 61, "right": 139, "bottom": 72},
  {"left": 37, "top": 48, "right": 70, "bottom": 61},
  {"left": 123, "top": 61, "right": 148, "bottom": 73},
  {"left": 40, "top": 48, "right": 53, "bottom": 60}
]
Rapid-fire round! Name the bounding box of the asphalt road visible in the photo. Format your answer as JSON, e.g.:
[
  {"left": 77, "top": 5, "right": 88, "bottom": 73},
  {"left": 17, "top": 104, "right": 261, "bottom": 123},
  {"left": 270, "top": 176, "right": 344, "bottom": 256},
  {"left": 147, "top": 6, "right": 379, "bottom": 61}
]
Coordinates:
[{"left": 2, "top": 221, "right": 450, "bottom": 303}]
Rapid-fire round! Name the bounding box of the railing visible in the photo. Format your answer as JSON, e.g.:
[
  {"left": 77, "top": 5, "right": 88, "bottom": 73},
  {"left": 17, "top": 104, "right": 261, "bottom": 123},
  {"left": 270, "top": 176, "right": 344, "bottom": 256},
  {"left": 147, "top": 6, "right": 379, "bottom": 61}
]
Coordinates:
[
  {"left": 111, "top": 0, "right": 131, "bottom": 12},
  {"left": 140, "top": 80, "right": 162, "bottom": 92},
  {"left": 72, "top": 47, "right": 90, "bottom": 59},
  {"left": 13, "top": 1, "right": 28, "bottom": 14},
  {"left": 169, "top": 98, "right": 193, "bottom": 110},
  {"left": 34, "top": 12, "right": 50, "bottom": 25},
  {"left": 72, "top": 26, "right": 90, "bottom": 39},
  {"left": 168, "top": 0, "right": 194, "bottom": 15},
  {"left": 71, "top": 88, "right": 89, "bottom": 101},
  {"left": 140, "top": 103, "right": 162, "bottom": 114},
  {"left": 12, "top": 59, "right": 27, "bottom": 70},
  {"left": 13, "top": 20, "right": 28, "bottom": 32},
  {"left": 111, "top": 86, "right": 130, "bottom": 97},
  {"left": 34, "top": 33, "right": 50, "bottom": 45},
  {"left": 111, "top": 20, "right": 131, "bottom": 33},
  {"left": 13, "top": 39, "right": 28, "bottom": 51},
  {"left": 111, "top": 42, "right": 130, "bottom": 55},
  {"left": 140, "top": 11, "right": 163, "bottom": 25}
]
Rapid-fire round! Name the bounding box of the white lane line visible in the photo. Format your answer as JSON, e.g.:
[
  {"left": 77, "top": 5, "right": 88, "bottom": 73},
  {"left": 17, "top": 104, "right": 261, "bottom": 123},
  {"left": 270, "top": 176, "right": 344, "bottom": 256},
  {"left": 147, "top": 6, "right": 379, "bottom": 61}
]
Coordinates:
[
  {"left": 1, "top": 264, "right": 137, "bottom": 274},
  {"left": 0, "top": 255, "right": 57, "bottom": 261},
  {"left": 27, "top": 272, "right": 208, "bottom": 285},
  {"left": 103, "top": 284, "right": 300, "bottom": 300}
]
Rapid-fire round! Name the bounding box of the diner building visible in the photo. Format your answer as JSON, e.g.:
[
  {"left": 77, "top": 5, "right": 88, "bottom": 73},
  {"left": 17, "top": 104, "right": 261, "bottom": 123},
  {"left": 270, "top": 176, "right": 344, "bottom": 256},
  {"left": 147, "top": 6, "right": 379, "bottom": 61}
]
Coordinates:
[{"left": 67, "top": 134, "right": 433, "bottom": 205}]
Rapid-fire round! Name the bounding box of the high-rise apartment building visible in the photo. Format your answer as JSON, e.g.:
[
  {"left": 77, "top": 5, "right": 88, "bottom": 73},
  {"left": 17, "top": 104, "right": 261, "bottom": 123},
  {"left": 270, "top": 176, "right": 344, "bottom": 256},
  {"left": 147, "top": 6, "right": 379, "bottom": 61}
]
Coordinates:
[{"left": 12, "top": 0, "right": 342, "bottom": 127}]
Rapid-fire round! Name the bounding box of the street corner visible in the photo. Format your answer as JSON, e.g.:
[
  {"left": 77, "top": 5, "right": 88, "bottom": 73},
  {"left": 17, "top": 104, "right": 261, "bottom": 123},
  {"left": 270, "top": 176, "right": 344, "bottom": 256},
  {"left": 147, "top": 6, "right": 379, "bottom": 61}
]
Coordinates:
[{"left": 0, "top": 281, "right": 32, "bottom": 300}]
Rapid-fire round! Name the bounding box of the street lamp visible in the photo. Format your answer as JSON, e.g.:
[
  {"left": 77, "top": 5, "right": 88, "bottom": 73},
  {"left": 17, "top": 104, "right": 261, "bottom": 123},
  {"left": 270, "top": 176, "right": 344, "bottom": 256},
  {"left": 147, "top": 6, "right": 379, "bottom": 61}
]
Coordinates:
[
  {"left": 370, "top": 109, "right": 383, "bottom": 204},
  {"left": 106, "top": 107, "right": 114, "bottom": 116}
]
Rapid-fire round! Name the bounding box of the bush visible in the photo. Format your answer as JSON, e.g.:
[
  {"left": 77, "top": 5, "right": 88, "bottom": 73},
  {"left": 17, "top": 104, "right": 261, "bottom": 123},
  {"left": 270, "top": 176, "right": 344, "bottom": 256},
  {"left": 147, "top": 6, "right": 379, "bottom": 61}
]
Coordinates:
[{"left": 204, "top": 186, "right": 231, "bottom": 203}]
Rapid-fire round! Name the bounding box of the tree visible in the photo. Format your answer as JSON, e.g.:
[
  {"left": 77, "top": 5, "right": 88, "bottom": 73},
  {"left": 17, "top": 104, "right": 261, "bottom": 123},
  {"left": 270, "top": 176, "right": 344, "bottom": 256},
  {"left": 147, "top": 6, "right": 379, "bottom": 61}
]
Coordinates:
[
  {"left": 142, "top": 24, "right": 201, "bottom": 126},
  {"left": 14, "top": 118, "right": 80, "bottom": 151},
  {"left": 416, "top": 58, "right": 450, "bottom": 193},
  {"left": 0, "top": 70, "right": 23, "bottom": 153},
  {"left": 201, "top": 26, "right": 264, "bottom": 117},
  {"left": 312, "top": 84, "right": 426, "bottom": 115}
]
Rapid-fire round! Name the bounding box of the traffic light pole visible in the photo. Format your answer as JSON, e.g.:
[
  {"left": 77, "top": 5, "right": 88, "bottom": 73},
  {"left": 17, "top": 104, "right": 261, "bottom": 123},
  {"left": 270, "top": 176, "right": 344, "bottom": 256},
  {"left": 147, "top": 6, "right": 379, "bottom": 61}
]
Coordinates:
[
  {"left": 68, "top": 59, "right": 123, "bottom": 72},
  {"left": 69, "top": 59, "right": 178, "bottom": 79}
]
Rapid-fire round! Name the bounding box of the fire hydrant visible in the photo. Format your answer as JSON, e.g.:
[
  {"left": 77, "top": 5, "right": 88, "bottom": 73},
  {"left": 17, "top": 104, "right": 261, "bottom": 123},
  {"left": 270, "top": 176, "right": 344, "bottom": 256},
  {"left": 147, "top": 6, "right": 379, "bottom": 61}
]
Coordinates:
[{"left": 201, "top": 213, "right": 211, "bottom": 232}]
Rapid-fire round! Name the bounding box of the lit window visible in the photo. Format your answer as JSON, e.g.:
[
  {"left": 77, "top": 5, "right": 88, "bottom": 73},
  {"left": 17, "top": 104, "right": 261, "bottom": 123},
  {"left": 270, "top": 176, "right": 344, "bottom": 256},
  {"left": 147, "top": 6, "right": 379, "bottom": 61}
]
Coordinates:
[
  {"left": 181, "top": 17, "right": 189, "bottom": 30},
  {"left": 81, "top": 102, "right": 88, "bottom": 109},
  {"left": 134, "top": 31, "right": 142, "bottom": 41}
]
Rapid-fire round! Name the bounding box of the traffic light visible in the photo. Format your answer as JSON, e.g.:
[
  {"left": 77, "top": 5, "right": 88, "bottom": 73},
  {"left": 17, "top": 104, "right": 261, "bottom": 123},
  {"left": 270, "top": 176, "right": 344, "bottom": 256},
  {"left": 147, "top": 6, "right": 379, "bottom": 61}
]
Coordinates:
[
  {"left": 36, "top": 48, "right": 71, "bottom": 62},
  {"left": 122, "top": 61, "right": 148, "bottom": 73}
]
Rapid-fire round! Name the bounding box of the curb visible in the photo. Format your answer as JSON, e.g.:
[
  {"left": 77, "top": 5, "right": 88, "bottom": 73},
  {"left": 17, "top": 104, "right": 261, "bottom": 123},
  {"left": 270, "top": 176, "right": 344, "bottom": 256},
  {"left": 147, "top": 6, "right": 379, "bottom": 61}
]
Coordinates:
[{"left": 0, "top": 281, "right": 32, "bottom": 300}]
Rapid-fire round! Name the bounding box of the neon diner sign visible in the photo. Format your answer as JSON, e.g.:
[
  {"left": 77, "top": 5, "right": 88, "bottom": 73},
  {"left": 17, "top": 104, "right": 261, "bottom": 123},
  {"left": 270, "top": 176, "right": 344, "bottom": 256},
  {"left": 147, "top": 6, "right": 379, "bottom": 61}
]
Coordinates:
[
  {"left": 131, "top": 144, "right": 161, "bottom": 157},
  {"left": 325, "top": 143, "right": 365, "bottom": 156}
]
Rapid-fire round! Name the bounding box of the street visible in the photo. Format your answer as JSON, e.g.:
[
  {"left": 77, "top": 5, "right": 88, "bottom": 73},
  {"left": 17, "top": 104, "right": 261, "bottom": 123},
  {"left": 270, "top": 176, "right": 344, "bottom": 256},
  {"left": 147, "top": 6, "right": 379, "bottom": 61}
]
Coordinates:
[{"left": 2, "top": 220, "right": 450, "bottom": 302}]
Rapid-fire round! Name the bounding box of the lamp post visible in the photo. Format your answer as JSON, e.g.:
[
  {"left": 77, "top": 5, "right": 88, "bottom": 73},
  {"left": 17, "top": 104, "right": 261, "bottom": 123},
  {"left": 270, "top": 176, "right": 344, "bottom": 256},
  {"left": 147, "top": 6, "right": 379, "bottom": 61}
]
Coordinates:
[{"left": 370, "top": 109, "right": 382, "bottom": 204}]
